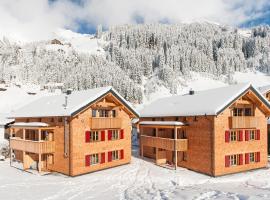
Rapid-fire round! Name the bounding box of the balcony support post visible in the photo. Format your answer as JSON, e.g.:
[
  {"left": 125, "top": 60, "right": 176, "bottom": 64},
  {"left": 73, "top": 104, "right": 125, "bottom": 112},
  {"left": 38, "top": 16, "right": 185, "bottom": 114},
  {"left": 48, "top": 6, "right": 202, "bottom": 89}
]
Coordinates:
[
  {"left": 155, "top": 128, "right": 158, "bottom": 162},
  {"left": 23, "top": 129, "right": 25, "bottom": 140},
  {"left": 38, "top": 153, "right": 41, "bottom": 173},
  {"left": 38, "top": 129, "right": 41, "bottom": 141},
  {"left": 174, "top": 126, "right": 177, "bottom": 170}
]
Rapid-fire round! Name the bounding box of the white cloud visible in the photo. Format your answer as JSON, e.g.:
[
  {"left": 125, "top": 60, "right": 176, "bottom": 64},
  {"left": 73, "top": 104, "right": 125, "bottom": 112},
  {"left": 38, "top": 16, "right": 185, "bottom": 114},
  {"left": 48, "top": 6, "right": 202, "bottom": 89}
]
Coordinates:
[{"left": 0, "top": 0, "right": 269, "bottom": 42}]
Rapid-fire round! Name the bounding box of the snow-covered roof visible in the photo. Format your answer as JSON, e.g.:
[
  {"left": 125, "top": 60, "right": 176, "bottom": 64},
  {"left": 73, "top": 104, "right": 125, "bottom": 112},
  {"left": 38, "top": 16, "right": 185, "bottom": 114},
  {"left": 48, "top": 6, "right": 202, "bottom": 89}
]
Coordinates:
[
  {"left": 258, "top": 85, "right": 270, "bottom": 95},
  {"left": 0, "top": 114, "right": 14, "bottom": 126},
  {"left": 9, "top": 86, "right": 139, "bottom": 118},
  {"left": 139, "top": 121, "right": 185, "bottom": 126},
  {"left": 141, "top": 83, "right": 270, "bottom": 117},
  {"left": 11, "top": 122, "right": 49, "bottom": 127}
]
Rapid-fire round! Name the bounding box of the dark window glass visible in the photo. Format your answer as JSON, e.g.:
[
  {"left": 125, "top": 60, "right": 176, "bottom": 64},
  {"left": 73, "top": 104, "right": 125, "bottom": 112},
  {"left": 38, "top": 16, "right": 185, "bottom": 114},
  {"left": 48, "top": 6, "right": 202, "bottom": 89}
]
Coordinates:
[
  {"left": 112, "top": 110, "right": 116, "bottom": 118},
  {"left": 92, "top": 109, "right": 97, "bottom": 117},
  {"left": 245, "top": 108, "right": 252, "bottom": 116}
]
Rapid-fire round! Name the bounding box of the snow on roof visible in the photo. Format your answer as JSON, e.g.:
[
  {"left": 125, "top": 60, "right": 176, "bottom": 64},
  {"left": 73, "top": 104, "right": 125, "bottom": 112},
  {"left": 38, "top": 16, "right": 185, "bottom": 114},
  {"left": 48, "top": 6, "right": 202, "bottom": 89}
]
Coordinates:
[
  {"left": 9, "top": 86, "right": 139, "bottom": 118},
  {"left": 139, "top": 121, "right": 185, "bottom": 126},
  {"left": 0, "top": 114, "right": 14, "bottom": 126},
  {"left": 11, "top": 122, "right": 49, "bottom": 127},
  {"left": 258, "top": 85, "right": 270, "bottom": 95},
  {"left": 141, "top": 83, "right": 270, "bottom": 117}
]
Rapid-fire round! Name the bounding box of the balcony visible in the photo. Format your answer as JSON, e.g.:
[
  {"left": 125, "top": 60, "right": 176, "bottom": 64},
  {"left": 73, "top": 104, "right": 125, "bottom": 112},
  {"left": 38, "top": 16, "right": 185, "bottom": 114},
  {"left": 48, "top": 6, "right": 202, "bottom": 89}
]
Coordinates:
[
  {"left": 140, "top": 135, "right": 188, "bottom": 151},
  {"left": 89, "top": 117, "right": 122, "bottom": 129},
  {"left": 10, "top": 137, "right": 55, "bottom": 154},
  {"left": 229, "top": 116, "right": 259, "bottom": 129}
]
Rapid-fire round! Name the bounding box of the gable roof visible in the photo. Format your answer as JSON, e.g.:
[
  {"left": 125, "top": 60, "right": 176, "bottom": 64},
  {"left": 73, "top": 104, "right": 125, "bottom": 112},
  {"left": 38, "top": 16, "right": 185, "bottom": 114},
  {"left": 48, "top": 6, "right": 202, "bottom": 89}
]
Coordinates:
[
  {"left": 9, "top": 86, "right": 139, "bottom": 118},
  {"left": 258, "top": 85, "right": 270, "bottom": 95},
  {"left": 140, "top": 83, "right": 270, "bottom": 117}
]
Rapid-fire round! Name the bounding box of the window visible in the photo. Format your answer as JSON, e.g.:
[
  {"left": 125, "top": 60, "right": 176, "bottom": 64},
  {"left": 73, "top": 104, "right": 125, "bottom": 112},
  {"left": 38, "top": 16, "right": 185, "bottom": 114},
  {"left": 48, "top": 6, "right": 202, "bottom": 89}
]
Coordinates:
[
  {"left": 230, "top": 155, "right": 238, "bottom": 166},
  {"left": 249, "top": 153, "right": 255, "bottom": 163},
  {"left": 112, "top": 110, "right": 116, "bottom": 118},
  {"left": 112, "top": 150, "right": 119, "bottom": 160},
  {"left": 92, "top": 109, "right": 97, "bottom": 117},
  {"left": 90, "top": 154, "right": 99, "bottom": 165},
  {"left": 233, "top": 108, "right": 243, "bottom": 116},
  {"left": 244, "top": 108, "right": 252, "bottom": 116},
  {"left": 58, "top": 117, "right": 63, "bottom": 123},
  {"left": 112, "top": 130, "right": 119, "bottom": 140},
  {"left": 91, "top": 131, "right": 99, "bottom": 142},
  {"left": 99, "top": 110, "right": 109, "bottom": 117},
  {"left": 250, "top": 130, "right": 256, "bottom": 140},
  {"left": 230, "top": 131, "right": 237, "bottom": 142}
]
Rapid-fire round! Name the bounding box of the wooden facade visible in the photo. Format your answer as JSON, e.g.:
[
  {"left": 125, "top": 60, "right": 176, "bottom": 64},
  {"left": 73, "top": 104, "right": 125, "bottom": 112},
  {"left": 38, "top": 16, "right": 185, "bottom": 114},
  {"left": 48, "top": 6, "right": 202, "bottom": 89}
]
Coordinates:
[
  {"left": 139, "top": 89, "right": 270, "bottom": 176},
  {"left": 9, "top": 92, "right": 137, "bottom": 176}
]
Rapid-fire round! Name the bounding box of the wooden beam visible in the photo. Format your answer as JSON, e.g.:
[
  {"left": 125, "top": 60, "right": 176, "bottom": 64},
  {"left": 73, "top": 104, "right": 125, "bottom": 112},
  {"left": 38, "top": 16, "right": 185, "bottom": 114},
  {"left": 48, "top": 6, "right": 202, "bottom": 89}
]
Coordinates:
[
  {"left": 38, "top": 154, "right": 41, "bottom": 173},
  {"left": 174, "top": 126, "right": 177, "bottom": 170}
]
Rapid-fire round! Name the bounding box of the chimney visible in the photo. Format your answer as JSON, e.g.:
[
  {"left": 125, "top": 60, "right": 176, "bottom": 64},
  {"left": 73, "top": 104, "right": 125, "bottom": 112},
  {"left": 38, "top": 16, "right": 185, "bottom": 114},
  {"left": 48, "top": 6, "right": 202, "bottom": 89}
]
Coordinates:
[
  {"left": 189, "top": 89, "right": 195, "bottom": 95},
  {"left": 63, "top": 89, "right": 72, "bottom": 109}
]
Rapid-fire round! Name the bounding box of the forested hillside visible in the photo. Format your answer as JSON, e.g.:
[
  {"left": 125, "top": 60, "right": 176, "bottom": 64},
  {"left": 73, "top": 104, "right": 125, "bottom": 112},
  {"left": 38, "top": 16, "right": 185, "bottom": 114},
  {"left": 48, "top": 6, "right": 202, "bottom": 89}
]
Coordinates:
[{"left": 0, "top": 23, "right": 270, "bottom": 103}]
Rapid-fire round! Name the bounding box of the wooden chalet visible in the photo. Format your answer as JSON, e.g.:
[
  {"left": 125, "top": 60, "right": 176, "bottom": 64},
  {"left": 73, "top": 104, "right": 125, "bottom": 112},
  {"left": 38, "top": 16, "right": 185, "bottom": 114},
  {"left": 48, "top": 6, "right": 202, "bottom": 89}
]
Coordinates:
[
  {"left": 8, "top": 87, "right": 138, "bottom": 176},
  {"left": 139, "top": 83, "right": 270, "bottom": 176}
]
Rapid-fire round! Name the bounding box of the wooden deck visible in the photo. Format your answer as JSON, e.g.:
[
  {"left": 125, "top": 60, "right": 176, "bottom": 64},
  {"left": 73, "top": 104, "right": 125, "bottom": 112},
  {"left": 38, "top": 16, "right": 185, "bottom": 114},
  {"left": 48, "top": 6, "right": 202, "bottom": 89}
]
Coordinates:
[
  {"left": 140, "top": 135, "right": 188, "bottom": 151},
  {"left": 89, "top": 117, "right": 122, "bottom": 129},
  {"left": 10, "top": 137, "right": 55, "bottom": 154},
  {"left": 229, "top": 116, "right": 259, "bottom": 128}
]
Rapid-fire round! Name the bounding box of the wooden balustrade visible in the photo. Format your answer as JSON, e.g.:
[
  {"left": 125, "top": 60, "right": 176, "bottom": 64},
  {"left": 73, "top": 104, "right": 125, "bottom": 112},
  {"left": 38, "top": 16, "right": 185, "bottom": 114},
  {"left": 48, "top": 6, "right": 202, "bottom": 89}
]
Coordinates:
[
  {"left": 89, "top": 117, "right": 122, "bottom": 129},
  {"left": 140, "top": 135, "right": 188, "bottom": 151},
  {"left": 10, "top": 138, "right": 55, "bottom": 154},
  {"left": 229, "top": 116, "right": 259, "bottom": 128}
]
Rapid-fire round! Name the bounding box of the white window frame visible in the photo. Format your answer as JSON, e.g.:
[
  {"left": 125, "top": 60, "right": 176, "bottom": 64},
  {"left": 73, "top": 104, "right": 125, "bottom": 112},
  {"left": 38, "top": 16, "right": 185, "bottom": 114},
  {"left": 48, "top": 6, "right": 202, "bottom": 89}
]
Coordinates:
[
  {"left": 230, "top": 155, "right": 237, "bottom": 166},
  {"left": 230, "top": 131, "right": 237, "bottom": 142},
  {"left": 90, "top": 154, "right": 99, "bottom": 165},
  {"left": 112, "top": 130, "right": 119, "bottom": 140},
  {"left": 249, "top": 152, "right": 255, "bottom": 163},
  {"left": 249, "top": 130, "right": 256, "bottom": 140},
  {"left": 91, "top": 131, "right": 99, "bottom": 142},
  {"left": 112, "top": 150, "right": 119, "bottom": 161}
]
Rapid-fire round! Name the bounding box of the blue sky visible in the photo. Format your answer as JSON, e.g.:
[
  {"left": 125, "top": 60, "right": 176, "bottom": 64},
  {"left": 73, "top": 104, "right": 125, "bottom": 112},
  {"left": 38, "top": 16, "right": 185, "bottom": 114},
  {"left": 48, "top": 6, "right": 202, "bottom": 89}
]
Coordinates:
[{"left": 0, "top": 0, "right": 270, "bottom": 41}]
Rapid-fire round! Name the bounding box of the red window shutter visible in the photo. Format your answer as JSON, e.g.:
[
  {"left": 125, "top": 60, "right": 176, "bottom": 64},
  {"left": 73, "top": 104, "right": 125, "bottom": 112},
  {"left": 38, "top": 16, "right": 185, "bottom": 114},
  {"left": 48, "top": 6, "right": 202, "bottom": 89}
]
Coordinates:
[
  {"left": 225, "top": 131, "right": 230, "bottom": 143},
  {"left": 256, "top": 152, "right": 260, "bottom": 162},
  {"left": 101, "top": 130, "right": 105, "bottom": 141},
  {"left": 245, "top": 130, "right": 249, "bottom": 141},
  {"left": 120, "top": 149, "right": 124, "bottom": 159},
  {"left": 239, "top": 154, "right": 243, "bottom": 165},
  {"left": 108, "top": 151, "right": 112, "bottom": 162},
  {"left": 238, "top": 130, "right": 243, "bottom": 141},
  {"left": 245, "top": 153, "right": 250, "bottom": 164},
  {"left": 108, "top": 130, "right": 112, "bottom": 140},
  {"left": 120, "top": 129, "right": 124, "bottom": 139},
  {"left": 256, "top": 129, "right": 260, "bottom": 140},
  {"left": 101, "top": 152, "right": 105, "bottom": 164},
  {"left": 85, "top": 131, "right": 90, "bottom": 143},
  {"left": 85, "top": 155, "right": 90, "bottom": 166},
  {"left": 225, "top": 155, "right": 230, "bottom": 167}
]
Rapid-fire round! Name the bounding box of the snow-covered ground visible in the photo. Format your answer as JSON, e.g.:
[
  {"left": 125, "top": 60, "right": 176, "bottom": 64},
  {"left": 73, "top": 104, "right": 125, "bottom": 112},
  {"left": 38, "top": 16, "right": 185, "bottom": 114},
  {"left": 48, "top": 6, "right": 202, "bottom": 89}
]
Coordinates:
[{"left": 1, "top": 148, "right": 270, "bottom": 200}]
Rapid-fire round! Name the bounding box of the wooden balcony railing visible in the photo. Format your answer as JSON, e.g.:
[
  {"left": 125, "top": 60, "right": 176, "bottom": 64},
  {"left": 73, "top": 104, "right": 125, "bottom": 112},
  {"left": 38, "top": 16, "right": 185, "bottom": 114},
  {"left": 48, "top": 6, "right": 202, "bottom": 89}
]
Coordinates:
[
  {"left": 229, "top": 116, "right": 259, "bottom": 129},
  {"left": 10, "top": 138, "right": 55, "bottom": 154},
  {"left": 140, "top": 135, "right": 188, "bottom": 151},
  {"left": 89, "top": 117, "right": 122, "bottom": 129}
]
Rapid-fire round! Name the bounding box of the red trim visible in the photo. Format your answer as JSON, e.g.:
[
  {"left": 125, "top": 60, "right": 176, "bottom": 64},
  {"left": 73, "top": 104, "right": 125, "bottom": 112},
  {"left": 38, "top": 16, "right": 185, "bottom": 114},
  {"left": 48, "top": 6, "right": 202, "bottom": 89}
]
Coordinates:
[
  {"left": 85, "top": 131, "right": 90, "bottom": 143},
  {"left": 225, "top": 155, "right": 230, "bottom": 167},
  {"left": 239, "top": 154, "right": 243, "bottom": 165},
  {"left": 108, "top": 130, "right": 112, "bottom": 140},
  {"left": 245, "top": 153, "right": 250, "bottom": 164},
  {"left": 256, "top": 129, "right": 260, "bottom": 140},
  {"left": 108, "top": 151, "right": 112, "bottom": 162},
  {"left": 101, "top": 130, "right": 105, "bottom": 141},
  {"left": 85, "top": 155, "right": 90, "bottom": 166},
  {"left": 120, "top": 129, "right": 124, "bottom": 139},
  {"left": 101, "top": 152, "right": 105, "bottom": 164},
  {"left": 225, "top": 130, "right": 230, "bottom": 143},
  {"left": 238, "top": 130, "right": 243, "bottom": 141},
  {"left": 245, "top": 130, "right": 249, "bottom": 141},
  {"left": 120, "top": 149, "right": 124, "bottom": 159},
  {"left": 256, "top": 152, "right": 260, "bottom": 162}
]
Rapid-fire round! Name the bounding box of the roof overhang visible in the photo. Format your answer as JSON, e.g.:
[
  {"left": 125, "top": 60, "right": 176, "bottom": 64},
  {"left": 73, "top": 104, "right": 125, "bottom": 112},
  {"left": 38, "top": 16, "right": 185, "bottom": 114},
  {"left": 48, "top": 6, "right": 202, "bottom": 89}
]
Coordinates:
[{"left": 139, "top": 121, "right": 186, "bottom": 128}]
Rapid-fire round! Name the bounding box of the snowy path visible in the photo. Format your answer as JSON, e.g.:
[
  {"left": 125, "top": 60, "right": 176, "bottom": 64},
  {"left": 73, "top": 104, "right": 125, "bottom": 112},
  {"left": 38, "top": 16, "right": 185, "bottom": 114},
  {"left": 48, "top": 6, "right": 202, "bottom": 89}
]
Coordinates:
[{"left": 1, "top": 150, "right": 270, "bottom": 200}]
